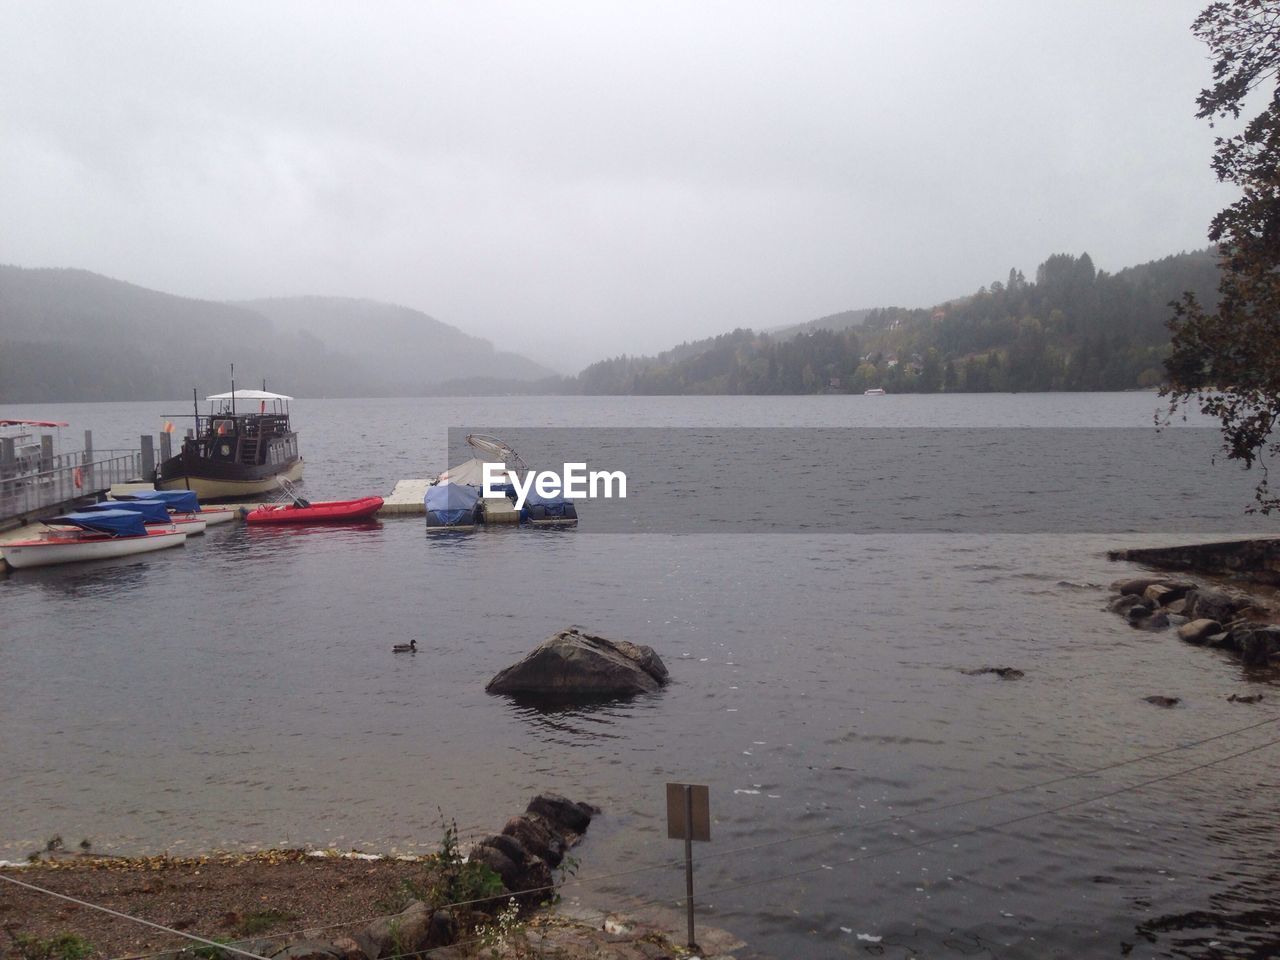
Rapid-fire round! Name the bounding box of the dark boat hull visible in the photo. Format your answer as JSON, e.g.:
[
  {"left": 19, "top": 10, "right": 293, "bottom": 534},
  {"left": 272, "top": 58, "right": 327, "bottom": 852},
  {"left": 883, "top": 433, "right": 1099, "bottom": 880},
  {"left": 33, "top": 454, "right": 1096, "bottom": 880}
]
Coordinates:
[{"left": 155, "top": 452, "right": 303, "bottom": 501}]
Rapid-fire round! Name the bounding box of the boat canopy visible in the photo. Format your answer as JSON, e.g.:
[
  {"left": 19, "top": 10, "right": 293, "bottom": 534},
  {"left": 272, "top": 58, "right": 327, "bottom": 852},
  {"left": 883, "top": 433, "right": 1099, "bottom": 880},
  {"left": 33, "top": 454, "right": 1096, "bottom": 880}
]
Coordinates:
[
  {"left": 47, "top": 510, "right": 147, "bottom": 537},
  {"left": 0, "top": 419, "right": 70, "bottom": 428},
  {"left": 205, "top": 390, "right": 293, "bottom": 401},
  {"left": 115, "top": 490, "right": 200, "bottom": 512},
  {"left": 79, "top": 499, "right": 171, "bottom": 523},
  {"left": 425, "top": 482, "right": 480, "bottom": 525},
  {"left": 437, "top": 457, "right": 510, "bottom": 488}
]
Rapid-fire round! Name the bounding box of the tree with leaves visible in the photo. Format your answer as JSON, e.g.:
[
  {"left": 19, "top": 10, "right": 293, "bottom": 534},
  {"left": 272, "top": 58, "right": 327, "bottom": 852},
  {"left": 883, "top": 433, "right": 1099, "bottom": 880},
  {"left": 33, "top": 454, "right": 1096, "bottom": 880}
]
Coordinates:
[{"left": 1165, "top": 0, "right": 1280, "bottom": 510}]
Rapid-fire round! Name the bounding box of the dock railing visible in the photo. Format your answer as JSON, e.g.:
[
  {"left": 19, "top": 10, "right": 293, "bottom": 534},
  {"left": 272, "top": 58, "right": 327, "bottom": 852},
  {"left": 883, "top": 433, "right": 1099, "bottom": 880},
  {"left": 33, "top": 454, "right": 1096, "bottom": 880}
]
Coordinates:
[{"left": 0, "top": 450, "right": 144, "bottom": 526}]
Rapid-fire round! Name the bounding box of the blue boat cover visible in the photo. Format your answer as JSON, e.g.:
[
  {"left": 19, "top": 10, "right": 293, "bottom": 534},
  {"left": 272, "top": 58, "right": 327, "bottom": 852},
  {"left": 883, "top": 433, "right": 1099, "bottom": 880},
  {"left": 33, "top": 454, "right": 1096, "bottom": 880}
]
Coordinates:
[
  {"left": 521, "top": 487, "right": 578, "bottom": 521},
  {"left": 118, "top": 490, "right": 200, "bottom": 512},
  {"left": 80, "top": 499, "right": 171, "bottom": 522},
  {"left": 524, "top": 488, "right": 572, "bottom": 508},
  {"left": 424, "top": 482, "right": 480, "bottom": 525},
  {"left": 48, "top": 509, "right": 148, "bottom": 537}
]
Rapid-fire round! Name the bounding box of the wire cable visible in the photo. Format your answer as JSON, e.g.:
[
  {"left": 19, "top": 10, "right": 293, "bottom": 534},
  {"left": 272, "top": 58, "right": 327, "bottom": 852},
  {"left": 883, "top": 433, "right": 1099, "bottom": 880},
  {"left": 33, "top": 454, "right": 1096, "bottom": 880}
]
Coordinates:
[
  {"left": 93, "top": 710, "right": 1280, "bottom": 960},
  {"left": 0, "top": 874, "right": 271, "bottom": 960},
  {"left": 254, "top": 728, "right": 1280, "bottom": 960}
]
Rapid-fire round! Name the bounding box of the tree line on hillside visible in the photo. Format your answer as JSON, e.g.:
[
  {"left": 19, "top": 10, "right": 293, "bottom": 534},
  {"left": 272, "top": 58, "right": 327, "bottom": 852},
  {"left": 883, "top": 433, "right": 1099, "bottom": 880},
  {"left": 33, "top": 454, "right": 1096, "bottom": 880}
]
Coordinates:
[{"left": 568, "top": 248, "right": 1222, "bottom": 395}]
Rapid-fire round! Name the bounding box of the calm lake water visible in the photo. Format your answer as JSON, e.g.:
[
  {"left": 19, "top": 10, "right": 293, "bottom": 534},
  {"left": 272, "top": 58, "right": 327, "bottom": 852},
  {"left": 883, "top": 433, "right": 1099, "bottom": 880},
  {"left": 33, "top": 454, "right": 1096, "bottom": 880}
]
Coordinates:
[{"left": 1, "top": 393, "right": 1277, "bottom": 959}]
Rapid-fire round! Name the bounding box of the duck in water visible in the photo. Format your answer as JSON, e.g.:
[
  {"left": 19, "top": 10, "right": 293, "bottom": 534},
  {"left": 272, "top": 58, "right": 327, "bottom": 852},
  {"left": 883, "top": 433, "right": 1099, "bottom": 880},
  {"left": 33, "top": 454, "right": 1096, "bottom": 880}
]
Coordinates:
[{"left": 393, "top": 639, "right": 417, "bottom": 654}]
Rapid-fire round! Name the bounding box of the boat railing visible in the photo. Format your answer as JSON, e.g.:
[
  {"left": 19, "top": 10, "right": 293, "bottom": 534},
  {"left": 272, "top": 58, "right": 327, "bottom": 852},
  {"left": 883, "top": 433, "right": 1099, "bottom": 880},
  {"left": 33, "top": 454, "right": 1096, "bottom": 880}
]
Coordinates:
[{"left": 0, "top": 450, "right": 144, "bottom": 526}]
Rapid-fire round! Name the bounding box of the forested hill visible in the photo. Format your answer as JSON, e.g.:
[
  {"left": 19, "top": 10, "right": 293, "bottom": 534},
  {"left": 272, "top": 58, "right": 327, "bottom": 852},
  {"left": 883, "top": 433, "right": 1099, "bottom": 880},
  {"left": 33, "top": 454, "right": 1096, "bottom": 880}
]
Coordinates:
[
  {"left": 0, "top": 267, "right": 553, "bottom": 401},
  {"left": 569, "top": 248, "right": 1221, "bottom": 394}
]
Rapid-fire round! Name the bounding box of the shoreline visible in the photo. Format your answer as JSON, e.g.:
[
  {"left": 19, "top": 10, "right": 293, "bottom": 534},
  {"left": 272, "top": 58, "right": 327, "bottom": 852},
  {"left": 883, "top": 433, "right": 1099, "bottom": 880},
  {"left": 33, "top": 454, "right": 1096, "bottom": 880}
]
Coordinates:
[{"left": 1, "top": 848, "right": 748, "bottom": 960}]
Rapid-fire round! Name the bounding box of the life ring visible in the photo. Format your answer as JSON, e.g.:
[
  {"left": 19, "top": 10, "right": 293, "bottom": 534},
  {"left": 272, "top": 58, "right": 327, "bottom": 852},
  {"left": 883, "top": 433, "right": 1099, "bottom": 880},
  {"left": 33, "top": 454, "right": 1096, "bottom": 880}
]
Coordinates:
[{"left": 73, "top": 466, "right": 84, "bottom": 489}]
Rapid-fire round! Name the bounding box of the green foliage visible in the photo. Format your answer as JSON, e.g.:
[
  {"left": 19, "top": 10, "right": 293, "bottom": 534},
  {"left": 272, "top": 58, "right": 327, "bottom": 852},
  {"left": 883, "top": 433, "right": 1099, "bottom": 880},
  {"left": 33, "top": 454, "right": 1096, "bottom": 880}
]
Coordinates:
[
  {"left": 429, "top": 815, "right": 504, "bottom": 909},
  {"left": 236, "top": 910, "right": 296, "bottom": 936},
  {"left": 185, "top": 937, "right": 234, "bottom": 960},
  {"left": 1164, "top": 0, "right": 1280, "bottom": 512},
  {"left": 10, "top": 932, "right": 94, "bottom": 960},
  {"left": 570, "top": 249, "right": 1219, "bottom": 396}
]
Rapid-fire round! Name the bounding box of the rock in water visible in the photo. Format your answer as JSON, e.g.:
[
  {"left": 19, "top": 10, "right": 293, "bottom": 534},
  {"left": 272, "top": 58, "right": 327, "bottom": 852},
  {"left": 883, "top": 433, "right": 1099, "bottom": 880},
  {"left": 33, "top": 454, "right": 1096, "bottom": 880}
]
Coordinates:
[
  {"left": 961, "top": 666, "right": 1024, "bottom": 680},
  {"left": 1176, "top": 618, "right": 1222, "bottom": 645},
  {"left": 526, "top": 793, "right": 599, "bottom": 834},
  {"left": 1186, "top": 588, "right": 1246, "bottom": 623},
  {"left": 485, "top": 627, "right": 670, "bottom": 697}
]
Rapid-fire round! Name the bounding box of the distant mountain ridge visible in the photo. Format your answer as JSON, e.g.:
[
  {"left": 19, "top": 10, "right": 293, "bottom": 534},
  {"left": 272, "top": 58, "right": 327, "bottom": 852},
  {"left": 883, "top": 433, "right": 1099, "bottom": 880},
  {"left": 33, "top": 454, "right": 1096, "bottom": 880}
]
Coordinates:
[
  {"left": 566, "top": 248, "right": 1222, "bottom": 394},
  {"left": 236, "top": 296, "right": 553, "bottom": 391},
  {"left": 768, "top": 307, "right": 874, "bottom": 339},
  {"left": 0, "top": 266, "right": 554, "bottom": 401}
]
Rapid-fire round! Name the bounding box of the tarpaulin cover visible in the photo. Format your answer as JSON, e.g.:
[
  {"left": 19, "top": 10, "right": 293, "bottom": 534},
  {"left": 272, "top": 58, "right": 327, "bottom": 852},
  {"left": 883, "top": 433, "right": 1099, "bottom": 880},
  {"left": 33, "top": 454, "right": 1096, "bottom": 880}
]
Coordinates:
[
  {"left": 80, "top": 499, "right": 171, "bottom": 522},
  {"left": 522, "top": 487, "right": 578, "bottom": 520},
  {"left": 117, "top": 490, "right": 200, "bottom": 513},
  {"left": 424, "top": 482, "right": 480, "bottom": 525},
  {"left": 524, "top": 488, "right": 576, "bottom": 508},
  {"left": 48, "top": 510, "right": 148, "bottom": 537}
]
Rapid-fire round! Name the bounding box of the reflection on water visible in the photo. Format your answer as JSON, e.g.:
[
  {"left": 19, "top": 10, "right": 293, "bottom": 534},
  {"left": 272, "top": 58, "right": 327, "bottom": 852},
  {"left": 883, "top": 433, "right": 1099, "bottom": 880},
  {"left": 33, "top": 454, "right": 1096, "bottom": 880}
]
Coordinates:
[
  {"left": 501, "top": 692, "right": 662, "bottom": 743},
  {"left": 1, "top": 394, "right": 1277, "bottom": 958}
]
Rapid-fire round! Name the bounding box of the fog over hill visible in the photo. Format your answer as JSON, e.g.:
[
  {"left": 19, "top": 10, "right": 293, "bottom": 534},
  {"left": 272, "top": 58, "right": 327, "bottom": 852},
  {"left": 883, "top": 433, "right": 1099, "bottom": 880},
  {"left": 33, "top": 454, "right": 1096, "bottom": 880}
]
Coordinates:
[
  {"left": 0, "top": 266, "right": 554, "bottom": 401},
  {"left": 0, "top": 247, "right": 1225, "bottom": 401},
  {"left": 236, "top": 297, "right": 553, "bottom": 392}
]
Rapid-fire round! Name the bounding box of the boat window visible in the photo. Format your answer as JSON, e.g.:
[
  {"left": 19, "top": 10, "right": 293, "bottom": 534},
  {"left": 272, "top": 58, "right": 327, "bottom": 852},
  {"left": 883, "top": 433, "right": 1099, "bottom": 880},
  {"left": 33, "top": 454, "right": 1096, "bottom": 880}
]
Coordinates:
[{"left": 212, "top": 419, "right": 235, "bottom": 436}]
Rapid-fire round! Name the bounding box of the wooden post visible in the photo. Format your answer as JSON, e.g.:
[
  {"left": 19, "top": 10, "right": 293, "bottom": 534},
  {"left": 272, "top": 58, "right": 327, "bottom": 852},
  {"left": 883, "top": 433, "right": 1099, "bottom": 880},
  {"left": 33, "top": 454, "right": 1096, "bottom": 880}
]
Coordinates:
[
  {"left": 684, "top": 785, "right": 695, "bottom": 949},
  {"left": 140, "top": 435, "right": 155, "bottom": 477},
  {"left": 82, "top": 430, "right": 94, "bottom": 491},
  {"left": 160, "top": 432, "right": 172, "bottom": 463}
]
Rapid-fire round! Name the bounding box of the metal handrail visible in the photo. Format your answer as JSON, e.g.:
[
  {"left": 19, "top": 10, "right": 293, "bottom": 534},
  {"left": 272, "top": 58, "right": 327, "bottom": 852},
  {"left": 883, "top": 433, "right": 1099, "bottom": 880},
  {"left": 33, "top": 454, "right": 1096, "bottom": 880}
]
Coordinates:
[{"left": 0, "top": 451, "right": 144, "bottom": 524}]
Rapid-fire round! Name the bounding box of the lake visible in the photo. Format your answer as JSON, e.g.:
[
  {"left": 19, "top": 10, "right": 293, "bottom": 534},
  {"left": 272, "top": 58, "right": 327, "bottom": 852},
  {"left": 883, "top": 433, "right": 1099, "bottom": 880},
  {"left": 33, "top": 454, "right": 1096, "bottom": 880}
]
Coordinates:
[{"left": 1, "top": 392, "right": 1277, "bottom": 959}]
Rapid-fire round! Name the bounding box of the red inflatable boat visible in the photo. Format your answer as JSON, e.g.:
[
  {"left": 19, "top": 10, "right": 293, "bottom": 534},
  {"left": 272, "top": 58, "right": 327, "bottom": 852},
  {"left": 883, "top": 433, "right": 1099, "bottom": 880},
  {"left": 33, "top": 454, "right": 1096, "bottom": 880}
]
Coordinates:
[{"left": 245, "top": 496, "right": 384, "bottom": 524}]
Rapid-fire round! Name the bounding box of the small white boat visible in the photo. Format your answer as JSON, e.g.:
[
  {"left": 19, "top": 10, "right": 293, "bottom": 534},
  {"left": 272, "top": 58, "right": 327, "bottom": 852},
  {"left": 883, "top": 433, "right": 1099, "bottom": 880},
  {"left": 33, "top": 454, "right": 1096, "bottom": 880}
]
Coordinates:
[
  {"left": 193, "top": 507, "right": 236, "bottom": 525},
  {"left": 2, "top": 510, "right": 187, "bottom": 569},
  {"left": 863, "top": 387, "right": 886, "bottom": 396}
]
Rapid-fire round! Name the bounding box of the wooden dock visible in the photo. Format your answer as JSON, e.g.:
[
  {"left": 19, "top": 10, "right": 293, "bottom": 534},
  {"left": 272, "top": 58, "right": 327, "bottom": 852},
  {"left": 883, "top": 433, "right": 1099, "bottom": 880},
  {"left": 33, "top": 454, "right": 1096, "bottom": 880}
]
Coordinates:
[
  {"left": 379, "top": 479, "right": 518, "bottom": 522},
  {"left": 380, "top": 478, "right": 433, "bottom": 515}
]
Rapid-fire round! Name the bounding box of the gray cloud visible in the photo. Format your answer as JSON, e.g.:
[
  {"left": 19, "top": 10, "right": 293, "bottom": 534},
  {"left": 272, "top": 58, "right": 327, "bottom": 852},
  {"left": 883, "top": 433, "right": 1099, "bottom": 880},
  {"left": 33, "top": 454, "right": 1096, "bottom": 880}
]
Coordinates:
[{"left": 0, "top": 1, "right": 1232, "bottom": 371}]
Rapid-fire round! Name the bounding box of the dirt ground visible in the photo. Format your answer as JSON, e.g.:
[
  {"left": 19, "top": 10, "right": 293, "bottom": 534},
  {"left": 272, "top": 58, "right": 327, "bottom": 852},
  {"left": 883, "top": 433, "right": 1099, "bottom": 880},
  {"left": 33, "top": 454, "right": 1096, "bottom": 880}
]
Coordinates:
[{"left": 0, "top": 851, "right": 436, "bottom": 960}]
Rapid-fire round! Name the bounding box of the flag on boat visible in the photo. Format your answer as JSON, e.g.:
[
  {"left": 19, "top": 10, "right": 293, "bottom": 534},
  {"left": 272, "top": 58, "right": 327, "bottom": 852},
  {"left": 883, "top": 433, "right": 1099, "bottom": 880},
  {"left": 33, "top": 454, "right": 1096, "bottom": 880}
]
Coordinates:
[{"left": 162, "top": 420, "right": 175, "bottom": 434}]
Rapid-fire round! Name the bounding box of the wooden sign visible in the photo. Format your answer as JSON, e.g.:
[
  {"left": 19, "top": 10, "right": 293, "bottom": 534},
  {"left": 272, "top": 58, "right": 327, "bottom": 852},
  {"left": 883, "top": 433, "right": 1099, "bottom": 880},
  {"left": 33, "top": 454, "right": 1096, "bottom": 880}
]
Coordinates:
[{"left": 666, "top": 782, "right": 711, "bottom": 842}]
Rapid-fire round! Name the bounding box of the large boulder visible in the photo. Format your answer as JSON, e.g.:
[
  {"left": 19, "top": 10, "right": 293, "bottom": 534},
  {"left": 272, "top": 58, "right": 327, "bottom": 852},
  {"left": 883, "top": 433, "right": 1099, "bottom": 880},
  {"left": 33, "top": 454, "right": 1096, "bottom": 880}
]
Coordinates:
[
  {"left": 470, "top": 835, "right": 553, "bottom": 902},
  {"left": 1177, "top": 619, "right": 1222, "bottom": 645},
  {"left": 1236, "top": 625, "right": 1280, "bottom": 666},
  {"left": 1114, "top": 577, "right": 1168, "bottom": 596},
  {"left": 359, "top": 902, "right": 434, "bottom": 959},
  {"left": 485, "top": 627, "right": 669, "bottom": 697},
  {"left": 502, "top": 814, "right": 567, "bottom": 867},
  {"left": 526, "top": 793, "right": 599, "bottom": 834},
  {"left": 1186, "top": 588, "right": 1247, "bottom": 623}
]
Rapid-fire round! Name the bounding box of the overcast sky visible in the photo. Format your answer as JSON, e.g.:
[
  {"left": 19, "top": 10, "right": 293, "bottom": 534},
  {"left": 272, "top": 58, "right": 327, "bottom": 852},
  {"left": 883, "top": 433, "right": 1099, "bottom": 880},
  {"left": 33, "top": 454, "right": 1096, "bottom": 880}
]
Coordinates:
[{"left": 0, "top": 1, "right": 1231, "bottom": 372}]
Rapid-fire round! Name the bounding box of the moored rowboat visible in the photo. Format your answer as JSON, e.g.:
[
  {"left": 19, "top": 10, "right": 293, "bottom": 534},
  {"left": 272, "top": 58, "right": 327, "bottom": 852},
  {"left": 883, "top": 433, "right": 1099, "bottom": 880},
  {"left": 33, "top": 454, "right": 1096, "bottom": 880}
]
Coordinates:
[
  {"left": 2, "top": 510, "right": 187, "bottom": 569},
  {"left": 79, "top": 499, "right": 207, "bottom": 536},
  {"left": 245, "top": 496, "right": 384, "bottom": 525},
  {"left": 111, "top": 489, "right": 235, "bottom": 525}
]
